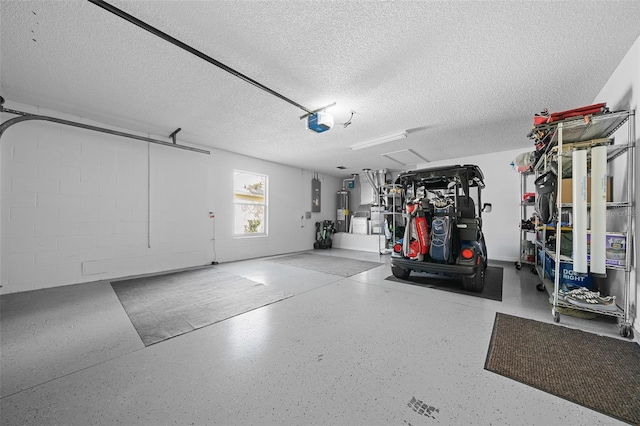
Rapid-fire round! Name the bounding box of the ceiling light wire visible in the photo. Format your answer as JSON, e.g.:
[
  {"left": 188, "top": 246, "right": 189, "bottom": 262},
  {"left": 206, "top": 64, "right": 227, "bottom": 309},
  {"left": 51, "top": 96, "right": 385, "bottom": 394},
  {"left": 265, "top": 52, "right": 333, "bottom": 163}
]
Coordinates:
[{"left": 339, "top": 110, "right": 355, "bottom": 128}]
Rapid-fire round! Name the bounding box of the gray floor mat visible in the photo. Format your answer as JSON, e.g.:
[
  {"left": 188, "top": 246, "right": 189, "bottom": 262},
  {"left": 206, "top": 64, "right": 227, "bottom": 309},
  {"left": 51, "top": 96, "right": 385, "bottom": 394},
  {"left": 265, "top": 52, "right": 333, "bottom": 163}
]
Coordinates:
[
  {"left": 266, "top": 252, "right": 383, "bottom": 277},
  {"left": 111, "top": 268, "right": 291, "bottom": 346}
]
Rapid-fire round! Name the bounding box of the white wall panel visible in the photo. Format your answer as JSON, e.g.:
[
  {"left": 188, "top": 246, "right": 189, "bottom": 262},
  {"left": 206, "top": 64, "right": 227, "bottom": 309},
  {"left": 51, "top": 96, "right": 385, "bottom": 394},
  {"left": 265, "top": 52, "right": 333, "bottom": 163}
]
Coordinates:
[
  {"left": 4, "top": 223, "right": 35, "bottom": 239},
  {"left": 11, "top": 176, "right": 59, "bottom": 193},
  {"left": 81, "top": 166, "right": 116, "bottom": 184},
  {"left": 80, "top": 196, "right": 115, "bottom": 210},
  {"left": 77, "top": 222, "right": 112, "bottom": 236},
  {"left": 78, "top": 247, "right": 115, "bottom": 262},
  {"left": 1, "top": 101, "right": 341, "bottom": 293},
  {"left": 57, "top": 235, "right": 96, "bottom": 250},
  {"left": 59, "top": 208, "right": 98, "bottom": 222},
  {"left": 56, "top": 263, "right": 81, "bottom": 286},
  {"left": 9, "top": 237, "right": 57, "bottom": 253},
  {"left": 35, "top": 249, "right": 78, "bottom": 266},
  {"left": 38, "top": 193, "right": 81, "bottom": 209},
  {"left": 10, "top": 207, "right": 58, "bottom": 224},
  {"left": 5, "top": 192, "right": 37, "bottom": 208},
  {"left": 6, "top": 252, "right": 35, "bottom": 268},
  {"left": 59, "top": 180, "right": 97, "bottom": 196},
  {"left": 3, "top": 161, "right": 37, "bottom": 178},
  {"left": 9, "top": 265, "right": 58, "bottom": 292},
  {"left": 37, "top": 163, "right": 80, "bottom": 181},
  {"left": 13, "top": 145, "right": 62, "bottom": 164},
  {"left": 97, "top": 234, "right": 131, "bottom": 248},
  {"left": 35, "top": 222, "right": 78, "bottom": 237}
]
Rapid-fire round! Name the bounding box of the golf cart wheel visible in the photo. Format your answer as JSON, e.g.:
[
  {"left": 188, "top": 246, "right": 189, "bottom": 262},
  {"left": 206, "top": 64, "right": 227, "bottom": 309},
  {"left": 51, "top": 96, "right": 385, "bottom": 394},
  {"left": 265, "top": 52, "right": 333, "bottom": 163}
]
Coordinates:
[
  {"left": 313, "top": 242, "right": 319, "bottom": 249},
  {"left": 462, "top": 267, "right": 485, "bottom": 292},
  {"left": 391, "top": 265, "right": 410, "bottom": 280}
]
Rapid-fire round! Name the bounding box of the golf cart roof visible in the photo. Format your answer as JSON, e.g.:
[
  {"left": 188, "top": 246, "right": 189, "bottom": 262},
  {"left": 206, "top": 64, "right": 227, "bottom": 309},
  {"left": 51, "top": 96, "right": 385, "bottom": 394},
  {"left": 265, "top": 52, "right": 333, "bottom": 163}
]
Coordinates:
[{"left": 395, "top": 164, "right": 485, "bottom": 190}]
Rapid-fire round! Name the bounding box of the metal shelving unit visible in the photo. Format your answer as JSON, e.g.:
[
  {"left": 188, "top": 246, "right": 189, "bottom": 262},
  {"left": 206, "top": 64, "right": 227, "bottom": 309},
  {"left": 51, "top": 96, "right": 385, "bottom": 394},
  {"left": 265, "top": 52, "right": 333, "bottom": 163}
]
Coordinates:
[
  {"left": 378, "top": 184, "right": 403, "bottom": 254},
  {"left": 532, "top": 109, "right": 635, "bottom": 338},
  {"left": 516, "top": 171, "right": 537, "bottom": 271}
]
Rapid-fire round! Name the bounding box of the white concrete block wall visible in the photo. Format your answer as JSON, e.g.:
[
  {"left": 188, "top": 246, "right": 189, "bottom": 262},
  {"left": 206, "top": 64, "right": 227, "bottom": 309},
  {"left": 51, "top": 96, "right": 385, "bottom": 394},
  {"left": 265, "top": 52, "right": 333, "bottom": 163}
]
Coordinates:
[{"left": 1, "top": 101, "right": 342, "bottom": 294}]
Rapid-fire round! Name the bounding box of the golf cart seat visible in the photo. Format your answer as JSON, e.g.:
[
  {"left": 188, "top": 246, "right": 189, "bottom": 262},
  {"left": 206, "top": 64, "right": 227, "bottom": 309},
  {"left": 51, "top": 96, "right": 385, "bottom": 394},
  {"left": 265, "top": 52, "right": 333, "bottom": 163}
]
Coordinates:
[
  {"left": 457, "top": 196, "right": 479, "bottom": 240},
  {"left": 458, "top": 195, "right": 475, "bottom": 219}
]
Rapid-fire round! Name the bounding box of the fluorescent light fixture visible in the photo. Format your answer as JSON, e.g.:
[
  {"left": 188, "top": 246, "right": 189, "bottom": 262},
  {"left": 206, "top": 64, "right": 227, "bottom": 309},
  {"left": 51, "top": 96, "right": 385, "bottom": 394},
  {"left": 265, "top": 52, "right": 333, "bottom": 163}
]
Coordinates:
[
  {"left": 349, "top": 130, "right": 407, "bottom": 150},
  {"left": 382, "top": 149, "right": 428, "bottom": 166}
]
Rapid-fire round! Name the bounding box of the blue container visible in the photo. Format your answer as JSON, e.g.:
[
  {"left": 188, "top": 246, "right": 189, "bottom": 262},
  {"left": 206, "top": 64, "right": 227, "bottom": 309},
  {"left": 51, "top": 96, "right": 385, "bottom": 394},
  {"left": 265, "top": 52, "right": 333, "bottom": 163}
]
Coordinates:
[{"left": 544, "top": 251, "right": 593, "bottom": 290}]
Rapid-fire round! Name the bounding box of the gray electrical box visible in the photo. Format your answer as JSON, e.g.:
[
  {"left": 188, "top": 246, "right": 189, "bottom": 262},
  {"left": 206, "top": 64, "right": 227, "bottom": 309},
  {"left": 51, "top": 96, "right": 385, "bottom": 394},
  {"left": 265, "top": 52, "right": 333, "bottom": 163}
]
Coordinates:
[{"left": 312, "top": 177, "right": 321, "bottom": 212}]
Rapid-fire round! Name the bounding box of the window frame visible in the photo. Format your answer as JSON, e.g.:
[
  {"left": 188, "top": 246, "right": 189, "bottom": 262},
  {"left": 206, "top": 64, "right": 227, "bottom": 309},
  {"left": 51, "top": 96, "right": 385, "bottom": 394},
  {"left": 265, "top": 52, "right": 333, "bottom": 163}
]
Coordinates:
[{"left": 233, "top": 170, "right": 268, "bottom": 238}]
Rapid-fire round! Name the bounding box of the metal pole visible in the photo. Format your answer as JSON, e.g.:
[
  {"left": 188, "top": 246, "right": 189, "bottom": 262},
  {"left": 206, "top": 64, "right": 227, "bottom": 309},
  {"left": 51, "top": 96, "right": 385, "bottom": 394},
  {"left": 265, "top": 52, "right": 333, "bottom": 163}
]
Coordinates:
[
  {"left": 625, "top": 111, "right": 636, "bottom": 326},
  {"left": 87, "top": 0, "right": 313, "bottom": 115},
  {"left": 148, "top": 141, "right": 151, "bottom": 249},
  {"left": 553, "top": 122, "right": 564, "bottom": 318},
  {"left": 0, "top": 108, "right": 210, "bottom": 155}
]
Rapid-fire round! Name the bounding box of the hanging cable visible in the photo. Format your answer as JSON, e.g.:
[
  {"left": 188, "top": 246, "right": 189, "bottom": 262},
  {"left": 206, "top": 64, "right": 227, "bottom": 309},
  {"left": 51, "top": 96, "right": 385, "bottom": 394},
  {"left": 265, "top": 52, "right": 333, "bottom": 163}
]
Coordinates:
[
  {"left": 210, "top": 211, "right": 218, "bottom": 265},
  {"left": 339, "top": 110, "right": 355, "bottom": 128}
]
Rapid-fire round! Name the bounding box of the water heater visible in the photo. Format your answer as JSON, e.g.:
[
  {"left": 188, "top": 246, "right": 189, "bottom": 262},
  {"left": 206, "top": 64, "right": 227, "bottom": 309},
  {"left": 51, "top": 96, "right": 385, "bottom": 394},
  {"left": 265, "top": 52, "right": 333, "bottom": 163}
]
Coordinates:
[{"left": 336, "top": 190, "right": 350, "bottom": 232}]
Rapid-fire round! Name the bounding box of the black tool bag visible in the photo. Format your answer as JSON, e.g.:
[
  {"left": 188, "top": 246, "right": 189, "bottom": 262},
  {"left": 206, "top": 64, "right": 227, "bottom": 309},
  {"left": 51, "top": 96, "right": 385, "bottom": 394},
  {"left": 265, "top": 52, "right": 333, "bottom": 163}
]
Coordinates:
[{"left": 535, "top": 170, "right": 557, "bottom": 224}]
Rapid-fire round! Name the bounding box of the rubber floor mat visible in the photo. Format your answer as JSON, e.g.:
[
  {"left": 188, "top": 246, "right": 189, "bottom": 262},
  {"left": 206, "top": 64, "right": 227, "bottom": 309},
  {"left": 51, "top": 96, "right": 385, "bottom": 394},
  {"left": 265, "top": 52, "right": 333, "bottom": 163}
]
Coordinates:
[
  {"left": 385, "top": 266, "right": 503, "bottom": 301},
  {"left": 111, "top": 267, "right": 292, "bottom": 346},
  {"left": 266, "top": 252, "right": 383, "bottom": 277},
  {"left": 485, "top": 313, "right": 640, "bottom": 424}
]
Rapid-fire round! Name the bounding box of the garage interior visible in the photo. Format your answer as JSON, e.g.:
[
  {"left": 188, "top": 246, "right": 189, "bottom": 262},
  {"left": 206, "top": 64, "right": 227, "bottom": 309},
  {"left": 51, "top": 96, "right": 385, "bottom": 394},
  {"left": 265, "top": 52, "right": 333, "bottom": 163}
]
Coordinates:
[{"left": 1, "top": 1, "right": 640, "bottom": 425}]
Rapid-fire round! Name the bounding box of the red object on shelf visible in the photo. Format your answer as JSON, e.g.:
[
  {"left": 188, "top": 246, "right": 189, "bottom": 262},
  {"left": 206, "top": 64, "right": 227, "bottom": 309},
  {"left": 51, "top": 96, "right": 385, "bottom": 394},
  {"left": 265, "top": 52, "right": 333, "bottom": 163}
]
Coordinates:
[
  {"left": 533, "top": 103, "right": 607, "bottom": 126},
  {"left": 534, "top": 115, "right": 549, "bottom": 125},
  {"left": 548, "top": 103, "right": 607, "bottom": 123}
]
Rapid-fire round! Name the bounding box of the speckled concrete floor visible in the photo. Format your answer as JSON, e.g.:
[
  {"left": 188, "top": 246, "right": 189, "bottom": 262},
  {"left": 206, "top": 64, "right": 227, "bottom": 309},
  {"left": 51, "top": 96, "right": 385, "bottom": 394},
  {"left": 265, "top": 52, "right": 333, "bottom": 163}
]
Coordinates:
[{"left": 0, "top": 250, "right": 629, "bottom": 425}]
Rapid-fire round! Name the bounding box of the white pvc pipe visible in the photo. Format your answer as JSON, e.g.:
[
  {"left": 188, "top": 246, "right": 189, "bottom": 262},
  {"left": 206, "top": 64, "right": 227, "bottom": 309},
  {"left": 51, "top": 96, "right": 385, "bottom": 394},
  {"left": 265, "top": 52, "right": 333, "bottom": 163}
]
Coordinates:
[
  {"left": 572, "top": 149, "right": 588, "bottom": 274},
  {"left": 590, "top": 145, "right": 608, "bottom": 275}
]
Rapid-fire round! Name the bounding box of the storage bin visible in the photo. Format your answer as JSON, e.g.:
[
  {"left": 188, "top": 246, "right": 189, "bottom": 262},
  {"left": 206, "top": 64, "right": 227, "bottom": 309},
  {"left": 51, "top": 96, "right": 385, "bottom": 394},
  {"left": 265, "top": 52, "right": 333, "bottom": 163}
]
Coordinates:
[
  {"left": 587, "top": 231, "right": 626, "bottom": 267},
  {"left": 458, "top": 218, "right": 479, "bottom": 241},
  {"left": 543, "top": 250, "right": 594, "bottom": 290}
]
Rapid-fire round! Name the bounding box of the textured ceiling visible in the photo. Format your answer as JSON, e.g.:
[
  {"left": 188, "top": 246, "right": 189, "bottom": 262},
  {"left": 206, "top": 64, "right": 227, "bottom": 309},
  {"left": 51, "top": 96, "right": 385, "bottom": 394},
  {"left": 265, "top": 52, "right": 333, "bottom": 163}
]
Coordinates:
[{"left": 1, "top": 0, "right": 639, "bottom": 177}]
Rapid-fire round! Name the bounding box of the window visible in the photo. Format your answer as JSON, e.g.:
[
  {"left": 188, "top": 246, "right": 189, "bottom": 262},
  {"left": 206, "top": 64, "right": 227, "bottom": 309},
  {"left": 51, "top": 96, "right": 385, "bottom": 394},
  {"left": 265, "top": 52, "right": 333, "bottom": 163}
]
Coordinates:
[{"left": 233, "top": 170, "right": 267, "bottom": 236}]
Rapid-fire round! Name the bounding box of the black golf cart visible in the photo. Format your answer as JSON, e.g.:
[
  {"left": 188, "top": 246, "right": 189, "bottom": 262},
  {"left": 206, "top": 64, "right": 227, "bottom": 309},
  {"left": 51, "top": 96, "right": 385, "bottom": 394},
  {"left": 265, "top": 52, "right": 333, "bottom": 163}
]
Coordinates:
[{"left": 390, "top": 165, "right": 491, "bottom": 292}]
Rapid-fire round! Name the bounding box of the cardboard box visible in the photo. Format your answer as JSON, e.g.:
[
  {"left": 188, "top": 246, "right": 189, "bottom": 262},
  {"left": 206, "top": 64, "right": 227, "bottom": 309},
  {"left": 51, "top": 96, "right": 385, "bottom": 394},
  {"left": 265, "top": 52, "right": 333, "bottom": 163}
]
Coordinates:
[
  {"left": 560, "top": 177, "right": 612, "bottom": 203},
  {"left": 542, "top": 250, "right": 594, "bottom": 290}
]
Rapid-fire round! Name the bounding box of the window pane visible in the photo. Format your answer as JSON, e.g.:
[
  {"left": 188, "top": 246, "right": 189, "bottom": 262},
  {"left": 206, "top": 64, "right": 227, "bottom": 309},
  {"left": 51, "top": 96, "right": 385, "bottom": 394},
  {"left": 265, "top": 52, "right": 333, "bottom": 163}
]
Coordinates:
[
  {"left": 234, "top": 170, "right": 267, "bottom": 236},
  {"left": 234, "top": 203, "right": 265, "bottom": 234},
  {"left": 234, "top": 172, "right": 265, "bottom": 204}
]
